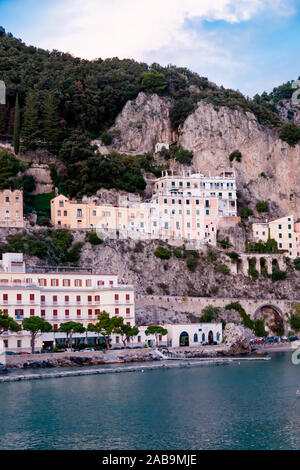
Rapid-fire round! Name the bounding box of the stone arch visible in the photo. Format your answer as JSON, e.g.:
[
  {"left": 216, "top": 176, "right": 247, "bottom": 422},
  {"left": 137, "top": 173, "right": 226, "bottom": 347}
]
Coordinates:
[
  {"left": 208, "top": 330, "right": 214, "bottom": 344},
  {"left": 254, "top": 304, "right": 286, "bottom": 336}
]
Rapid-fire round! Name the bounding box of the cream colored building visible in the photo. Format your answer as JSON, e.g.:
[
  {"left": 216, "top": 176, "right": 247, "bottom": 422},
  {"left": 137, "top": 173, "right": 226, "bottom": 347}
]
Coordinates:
[
  {"left": 0, "top": 189, "right": 24, "bottom": 228},
  {"left": 252, "top": 215, "right": 300, "bottom": 258},
  {"left": 51, "top": 170, "right": 238, "bottom": 246},
  {"left": 0, "top": 253, "right": 135, "bottom": 352}
]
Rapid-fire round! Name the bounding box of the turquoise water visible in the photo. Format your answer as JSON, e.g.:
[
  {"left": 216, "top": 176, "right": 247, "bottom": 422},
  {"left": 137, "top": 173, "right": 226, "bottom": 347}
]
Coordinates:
[{"left": 0, "top": 352, "right": 300, "bottom": 450}]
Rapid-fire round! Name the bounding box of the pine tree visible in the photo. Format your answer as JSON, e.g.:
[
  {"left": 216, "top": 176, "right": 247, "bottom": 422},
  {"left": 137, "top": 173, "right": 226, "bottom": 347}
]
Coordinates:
[
  {"left": 42, "top": 92, "right": 61, "bottom": 154},
  {"left": 21, "top": 91, "right": 40, "bottom": 151},
  {"left": 13, "top": 93, "right": 20, "bottom": 154}
]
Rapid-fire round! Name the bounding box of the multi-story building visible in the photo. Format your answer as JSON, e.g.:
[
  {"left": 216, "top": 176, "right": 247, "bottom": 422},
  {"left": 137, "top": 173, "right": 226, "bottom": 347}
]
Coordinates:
[
  {"left": 252, "top": 215, "right": 300, "bottom": 258},
  {"left": 0, "top": 252, "right": 135, "bottom": 352},
  {"left": 0, "top": 189, "right": 24, "bottom": 228},
  {"left": 51, "top": 170, "right": 238, "bottom": 246}
]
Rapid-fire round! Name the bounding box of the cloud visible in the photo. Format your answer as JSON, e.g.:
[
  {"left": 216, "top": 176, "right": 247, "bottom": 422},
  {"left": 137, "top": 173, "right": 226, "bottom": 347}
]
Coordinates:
[{"left": 36, "top": 0, "right": 294, "bottom": 59}]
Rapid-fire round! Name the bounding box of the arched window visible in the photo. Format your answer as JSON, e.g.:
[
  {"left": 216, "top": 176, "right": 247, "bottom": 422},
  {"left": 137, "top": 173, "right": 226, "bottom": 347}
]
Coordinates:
[
  {"left": 216, "top": 332, "right": 220, "bottom": 342},
  {"left": 202, "top": 333, "right": 205, "bottom": 342},
  {"left": 193, "top": 333, "right": 198, "bottom": 343}
]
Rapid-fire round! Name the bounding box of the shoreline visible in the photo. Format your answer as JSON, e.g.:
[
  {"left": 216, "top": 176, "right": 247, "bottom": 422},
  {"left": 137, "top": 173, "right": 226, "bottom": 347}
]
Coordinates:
[
  {"left": 0, "top": 356, "right": 271, "bottom": 383},
  {"left": 1, "top": 342, "right": 296, "bottom": 372}
]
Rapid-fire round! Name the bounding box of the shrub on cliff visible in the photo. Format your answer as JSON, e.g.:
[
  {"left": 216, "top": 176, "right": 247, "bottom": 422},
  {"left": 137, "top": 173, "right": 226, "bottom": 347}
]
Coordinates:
[
  {"left": 154, "top": 246, "right": 171, "bottom": 260},
  {"left": 229, "top": 150, "right": 242, "bottom": 162},
  {"left": 256, "top": 201, "right": 269, "bottom": 213},
  {"left": 279, "top": 122, "right": 300, "bottom": 146},
  {"left": 271, "top": 270, "right": 287, "bottom": 281},
  {"left": 169, "top": 98, "right": 196, "bottom": 130},
  {"left": 215, "top": 264, "right": 230, "bottom": 275},
  {"left": 86, "top": 232, "right": 103, "bottom": 245},
  {"left": 141, "top": 69, "right": 168, "bottom": 94},
  {"left": 293, "top": 258, "right": 300, "bottom": 270}
]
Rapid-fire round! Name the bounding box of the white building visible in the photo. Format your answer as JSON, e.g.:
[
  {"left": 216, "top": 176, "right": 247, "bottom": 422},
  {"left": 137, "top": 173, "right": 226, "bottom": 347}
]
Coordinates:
[
  {"left": 0, "top": 253, "right": 135, "bottom": 352},
  {"left": 166, "top": 323, "right": 222, "bottom": 348}
]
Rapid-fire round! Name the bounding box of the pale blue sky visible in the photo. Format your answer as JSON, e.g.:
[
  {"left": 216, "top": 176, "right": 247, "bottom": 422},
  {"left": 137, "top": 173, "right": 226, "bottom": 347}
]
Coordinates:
[{"left": 1, "top": 0, "right": 300, "bottom": 96}]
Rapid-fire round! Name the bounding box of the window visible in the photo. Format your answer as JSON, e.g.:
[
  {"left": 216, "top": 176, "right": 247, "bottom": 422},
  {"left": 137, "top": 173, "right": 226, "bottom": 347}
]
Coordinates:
[
  {"left": 17, "top": 340, "right": 21, "bottom": 348},
  {"left": 126, "top": 294, "right": 130, "bottom": 301},
  {"left": 95, "top": 295, "right": 100, "bottom": 303},
  {"left": 53, "top": 324, "right": 58, "bottom": 330},
  {"left": 88, "top": 295, "right": 92, "bottom": 304},
  {"left": 288, "top": 224, "right": 292, "bottom": 229},
  {"left": 77, "top": 309, "right": 81, "bottom": 317},
  {"left": 186, "top": 200, "right": 190, "bottom": 205},
  {"left": 205, "top": 200, "right": 210, "bottom": 208},
  {"left": 164, "top": 199, "right": 167, "bottom": 204},
  {"left": 206, "top": 210, "right": 210, "bottom": 215},
  {"left": 30, "top": 309, "right": 35, "bottom": 316},
  {"left": 115, "top": 294, "right": 119, "bottom": 302},
  {"left": 41, "top": 295, "right": 45, "bottom": 305},
  {"left": 65, "top": 310, "right": 69, "bottom": 317},
  {"left": 75, "top": 279, "right": 82, "bottom": 287},
  {"left": 116, "top": 336, "right": 120, "bottom": 344},
  {"left": 196, "top": 200, "right": 199, "bottom": 205},
  {"left": 59, "top": 200, "right": 64, "bottom": 207},
  {"left": 93, "top": 210, "right": 96, "bottom": 216},
  {"left": 138, "top": 336, "right": 141, "bottom": 343},
  {"left": 53, "top": 296, "right": 57, "bottom": 305},
  {"left": 5, "top": 196, "right": 9, "bottom": 202},
  {"left": 63, "top": 279, "right": 70, "bottom": 287},
  {"left": 3, "top": 293, "right": 8, "bottom": 303},
  {"left": 41, "top": 310, "right": 45, "bottom": 317},
  {"left": 77, "top": 209, "right": 82, "bottom": 217},
  {"left": 64, "top": 211, "right": 67, "bottom": 216},
  {"left": 279, "top": 233, "right": 282, "bottom": 239},
  {"left": 115, "top": 308, "right": 119, "bottom": 315},
  {"left": 164, "top": 222, "right": 168, "bottom": 229},
  {"left": 39, "top": 279, "right": 47, "bottom": 286},
  {"left": 289, "top": 233, "right": 292, "bottom": 239},
  {"left": 88, "top": 309, "right": 92, "bottom": 316},
  {"left": 17, "top": 294, "right": 22, "bottom": 303},
  {"left": 279, "top": 224, "right": 282, "bottom": 229},
  {"left": 109, "top": 280, "right": 114, "bottom": 286},
  {"left": 4, "top": 340, "right": 8, "bottom": 348},
  {"left": 30, "top": 294, "right": 35, "bottom": 303},
  {"left": 76, "top": 295, "right": 81, "bottom": 304},
  {"left": 53, "top": 310, "right": 58, "bottom": 317},
  {"left": 126, "top": 308, "right": 130, "bottom": 315},
  {"left": 51, "top": 279, "right": 59, "bottom": 287},
  {"left": 65, "top": 295, "right": 69, "bottom": 304},
  {"left": 57, "top": 210, "right": 61, "bottom": 216},
  {"left": 86, "top": 279, "right": 92, "bottom": 287}
]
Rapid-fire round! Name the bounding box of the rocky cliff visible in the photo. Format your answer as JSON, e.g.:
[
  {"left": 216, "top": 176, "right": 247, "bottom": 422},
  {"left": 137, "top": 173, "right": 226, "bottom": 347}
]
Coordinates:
[{"left": 109, "top": 92, "right": 300, "bottom": 218}]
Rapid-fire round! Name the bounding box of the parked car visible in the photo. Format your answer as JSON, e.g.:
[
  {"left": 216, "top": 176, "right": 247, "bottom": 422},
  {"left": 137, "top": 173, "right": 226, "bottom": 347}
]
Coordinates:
[
  {"left": 267, "top": 337, "right": 275, "bottom": 343},
  {"left": 80, "top": 348, "right": 95, "bottom": 352},
  {"left": 201, "top": 341, "right": 209, "bottom": 346},
  {"left": 289, "top": 335, "right": 299, "bottom": 342},
  {"left": 280, "top": 336, "right": 288, "bottom": 342}
]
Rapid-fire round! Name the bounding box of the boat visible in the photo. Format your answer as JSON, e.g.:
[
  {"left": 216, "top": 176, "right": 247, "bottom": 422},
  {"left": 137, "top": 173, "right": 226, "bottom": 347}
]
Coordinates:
[{"left": 296, "top": 390, "right": 300, "bottom": 396}]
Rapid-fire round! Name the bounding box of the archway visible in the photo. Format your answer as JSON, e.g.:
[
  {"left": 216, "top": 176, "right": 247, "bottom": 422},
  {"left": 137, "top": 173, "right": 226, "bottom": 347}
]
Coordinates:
[
  {"left": 254, "top": 305, "right": 285, "bottom": 336},
  {"left": 179, "top": 331, "right": 189, "bottom": 347},
  {"left": 208, "top": 330, "right": 214, "bottom": 344},
  {"left": 202, "top": 333, "right": 205, "bottom": 342}
]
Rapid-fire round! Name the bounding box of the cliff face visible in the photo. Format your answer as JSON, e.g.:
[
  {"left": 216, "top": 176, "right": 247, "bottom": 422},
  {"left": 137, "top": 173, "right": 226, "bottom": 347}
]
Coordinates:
[
  {"left": 109, "top": 92, "right": 175, "bottom": 154},
  {"left": 110, "top": 92, "right": 300, "bottom": 217},
  {"left": 179, "top": 101, "right": 300, "bottom": 217}
]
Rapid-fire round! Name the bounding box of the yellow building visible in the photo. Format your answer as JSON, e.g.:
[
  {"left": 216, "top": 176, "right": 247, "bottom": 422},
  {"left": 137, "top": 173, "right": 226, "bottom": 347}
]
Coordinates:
[
  {"left": 0, "top": 189, "right": 24, "bottom": 228},
  {"left": 252, "top": 215, "right": 300, "bottom": 258}
]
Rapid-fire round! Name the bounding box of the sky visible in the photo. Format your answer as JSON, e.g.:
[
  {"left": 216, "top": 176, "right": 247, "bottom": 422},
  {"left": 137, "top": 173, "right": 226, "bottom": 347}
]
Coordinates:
[{"left": 0, "top": 0, "right": 300, "bottom": 97}]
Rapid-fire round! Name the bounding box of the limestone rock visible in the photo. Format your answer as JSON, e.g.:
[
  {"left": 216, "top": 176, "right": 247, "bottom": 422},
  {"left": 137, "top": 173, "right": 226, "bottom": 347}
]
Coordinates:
[
  {"left": 109, "top": 92, "right": 175, "bottom": 154},
  {"left": 222, "top": 322, "right": 253, "bottom": 355}
]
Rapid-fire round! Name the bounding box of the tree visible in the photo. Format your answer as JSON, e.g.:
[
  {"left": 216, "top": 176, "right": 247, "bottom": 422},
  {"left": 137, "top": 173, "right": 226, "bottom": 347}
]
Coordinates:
[
  {"left": 13, "top": 93, "right": 20, "bottom": 154},
  {"left": 229, "top": 150, "right": 242, "bottom": 162},
  {"left": 94, "top": 311, "right": 115, "bottom": 349},
  {"left": 169, "top": 98, "right": 195, "bottom": 130},
  {"left": 145, "top": 325, "right": 168, "bottom": 347},
  {"left": 279, "top": 122, "right": 300, "bottom": 147},
  {"left": 21, "top": 91, "right": 41, "bottom": 151},
  {"left": 141, "top": 70, "right": 167, "bottom": 94},
  {"left": 0, "top": 311, "right": 20, "bottom": 334},
  {"left": 58, "top": 321, "right": 85, "bottom": 351},
  {"left": 42, "top": 92, "right": 61, "bottom": 154},
  {"left": 113, "top": 317, "right": 139, "bottom": 348},
  {"left": 22, "top": 316, "right": 52, "bottom": 354},
  {"left": 87, "top": 322, "right": 103, "bottom": 345}
]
